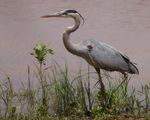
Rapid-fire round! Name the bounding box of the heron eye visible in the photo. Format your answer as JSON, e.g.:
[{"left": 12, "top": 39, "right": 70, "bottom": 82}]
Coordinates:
[{"left": 63, "top": 12, "right": 68, "bottom": 15}]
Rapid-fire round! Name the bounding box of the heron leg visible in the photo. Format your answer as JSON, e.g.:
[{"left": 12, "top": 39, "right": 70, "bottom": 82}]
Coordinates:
[
  {"left": 95, "top": 68, "right": 106, "bottom": 101},
  {"left": 121, "top": 72, "right": 128, "bottom": 80}
]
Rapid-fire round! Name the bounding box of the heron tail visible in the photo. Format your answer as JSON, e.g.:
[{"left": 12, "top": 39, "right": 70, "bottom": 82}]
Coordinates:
[{"left": 129, "top": 62, "right": 139, "bottom": 74}]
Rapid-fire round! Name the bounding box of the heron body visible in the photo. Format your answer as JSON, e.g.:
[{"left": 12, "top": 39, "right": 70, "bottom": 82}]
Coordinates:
[
  {"left": 42, "top": 9, "right": 139, "bottom": 96},
  {"left": 79, "top": 39, "right": 138, "bottom": 74}
]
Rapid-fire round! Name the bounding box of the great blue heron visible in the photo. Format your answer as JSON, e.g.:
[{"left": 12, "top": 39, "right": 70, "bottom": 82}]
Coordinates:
[{"left": 41, "top": 9, "right": 139, "bottom": 94}]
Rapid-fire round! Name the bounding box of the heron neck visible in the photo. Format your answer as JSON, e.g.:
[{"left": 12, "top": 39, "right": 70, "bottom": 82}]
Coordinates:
[
  {"left": 63, "top": 16, "right": 82, "bottom": 56},
  {"left": 66, "top": 16, "right": 80, "bottom": 33}
]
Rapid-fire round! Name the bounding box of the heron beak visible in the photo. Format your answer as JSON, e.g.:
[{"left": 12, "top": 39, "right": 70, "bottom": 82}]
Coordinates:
[{"left": 41, "top": 12, "right": 62, "bottom": 18}]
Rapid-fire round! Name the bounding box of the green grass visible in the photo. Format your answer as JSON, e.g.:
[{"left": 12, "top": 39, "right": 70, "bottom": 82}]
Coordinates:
[{"left": 0, "top": 63, "right": 149, "bottom": 120}]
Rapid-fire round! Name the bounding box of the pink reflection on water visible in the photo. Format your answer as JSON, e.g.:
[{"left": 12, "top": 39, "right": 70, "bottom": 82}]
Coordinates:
[{"left": 0, "top": 0, "right": 150, "bottom": 87}]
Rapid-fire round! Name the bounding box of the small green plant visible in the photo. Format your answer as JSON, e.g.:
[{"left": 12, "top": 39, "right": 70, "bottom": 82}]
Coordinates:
[
  {"left": 31, "top": 43, "right": 54, "bottom": 115},
  {"left": 31, "top": 43, "right": 53, "bottom": 65}
]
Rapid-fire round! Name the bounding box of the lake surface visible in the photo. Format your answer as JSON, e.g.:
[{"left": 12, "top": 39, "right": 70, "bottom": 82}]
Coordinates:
[{"left": 0, "top": 0, "right": 150, "bottom": 87}]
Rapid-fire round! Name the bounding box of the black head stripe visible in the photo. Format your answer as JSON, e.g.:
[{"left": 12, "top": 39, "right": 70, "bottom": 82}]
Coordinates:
[
  {"left": 64, "top": 9, "right": 78, "bottom": 13},
  {"left": 63, "top": 9, "right": 85, "bottom": 24}
]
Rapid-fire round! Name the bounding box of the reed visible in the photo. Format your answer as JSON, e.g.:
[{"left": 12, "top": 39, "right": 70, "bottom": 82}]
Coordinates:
[{"left": 0, "top": 65, "right": 149, "bottom": 119}]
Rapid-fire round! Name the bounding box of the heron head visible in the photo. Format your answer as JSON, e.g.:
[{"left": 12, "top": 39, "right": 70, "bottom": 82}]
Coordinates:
[{"left": 41, "top": 9, "right": 85, "bottom": 24}]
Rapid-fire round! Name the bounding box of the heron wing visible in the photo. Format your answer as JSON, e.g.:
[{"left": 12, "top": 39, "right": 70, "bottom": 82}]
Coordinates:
[
  {"left": 101, "top": 42, "right": 131, "bottom": 63},
  {"left": 85, "top": 40, "right": 129, "bottom": 71}
]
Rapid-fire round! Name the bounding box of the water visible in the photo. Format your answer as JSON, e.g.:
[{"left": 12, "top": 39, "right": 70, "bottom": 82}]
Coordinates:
[{"left": 0, "top": 0, "right": 150, "bottom": 87}]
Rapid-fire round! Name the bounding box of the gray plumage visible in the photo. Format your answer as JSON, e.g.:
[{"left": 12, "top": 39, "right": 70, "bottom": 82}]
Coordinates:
[
  {"left": 42, "top": 9, "right": 139, "bottom": 94},
  {"left": 41, "top": 9, "right": 139, "bottom": 75},
  {"left": 79, "top": 39, "right": 139, "bottom": 74}
]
